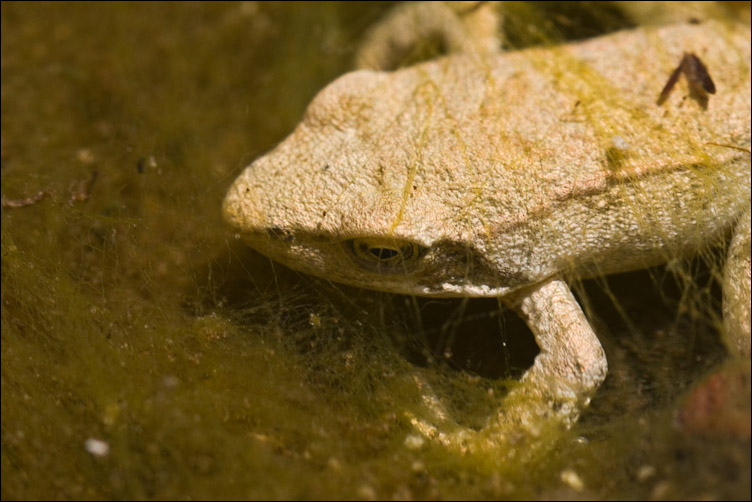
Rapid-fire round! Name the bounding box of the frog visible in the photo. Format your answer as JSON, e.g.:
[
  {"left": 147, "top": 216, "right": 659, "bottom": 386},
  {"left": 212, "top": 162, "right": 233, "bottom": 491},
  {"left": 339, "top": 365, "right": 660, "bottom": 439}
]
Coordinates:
[{"left": 223, "top": 3, "right": 751, "bottom": 449}]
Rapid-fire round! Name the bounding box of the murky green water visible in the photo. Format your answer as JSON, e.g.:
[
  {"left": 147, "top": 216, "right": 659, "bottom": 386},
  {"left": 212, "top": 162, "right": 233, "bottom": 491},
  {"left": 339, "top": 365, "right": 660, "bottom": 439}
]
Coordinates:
[{"left": 2, "top": 2, "right": 750, "bottom": 500}]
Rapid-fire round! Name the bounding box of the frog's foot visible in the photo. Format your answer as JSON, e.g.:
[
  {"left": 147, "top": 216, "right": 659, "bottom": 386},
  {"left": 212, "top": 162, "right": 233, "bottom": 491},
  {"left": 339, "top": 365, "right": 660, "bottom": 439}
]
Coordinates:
[
  {"left": 402, "top": 373, "right": 476, "bottom": 453},
  {"left": 355, "top": 1, "right": 502, "bottom": 71},
  {"left": 475, "top": 379, "right": 590, "bottom": 454},
  {"left": 404, "top": 279, "right": 607, "bottom": 453},
  {"left": 403, "top": 377, "right": 589, "bottom": 456}
]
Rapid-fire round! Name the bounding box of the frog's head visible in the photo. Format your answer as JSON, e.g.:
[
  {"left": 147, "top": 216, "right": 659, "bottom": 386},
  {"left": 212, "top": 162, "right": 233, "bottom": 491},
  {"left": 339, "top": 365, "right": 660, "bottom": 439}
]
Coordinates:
[{"left": 223, "top": 67, "right": 528, "bottom": 297}]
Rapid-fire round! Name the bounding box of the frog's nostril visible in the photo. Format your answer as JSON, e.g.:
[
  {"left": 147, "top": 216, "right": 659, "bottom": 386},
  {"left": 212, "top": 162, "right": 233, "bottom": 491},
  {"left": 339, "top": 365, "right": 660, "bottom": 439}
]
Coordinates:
[{"left": 223, "top": 181, "right": 265, "bottom": 233}]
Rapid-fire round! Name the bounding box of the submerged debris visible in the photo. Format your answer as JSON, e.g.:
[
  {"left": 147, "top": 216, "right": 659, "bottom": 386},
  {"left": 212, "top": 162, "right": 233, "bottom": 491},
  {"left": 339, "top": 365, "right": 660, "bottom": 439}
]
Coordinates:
[
  {"left": 68, "top": 170, "right": 98, "bottom": 205},
  {"left": 84, "top": 438, "right": 110, "bottom": 457},
  {"left": 1, "top": 190, "right": 51, "bottom": 209},
  {"left": 676, "top": 363, "right": 751, "bottom": 438},
  {"left": 2, "top": 170, "right": 98, "bottom": 209}
]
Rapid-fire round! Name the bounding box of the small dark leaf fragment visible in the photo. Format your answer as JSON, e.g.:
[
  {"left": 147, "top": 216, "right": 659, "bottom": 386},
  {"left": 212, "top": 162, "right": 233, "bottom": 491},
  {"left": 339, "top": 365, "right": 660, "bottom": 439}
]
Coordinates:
[
  {"left": 657, "top": 52, "right": 716, "bottom": 109},
  {"left": 685, "top": 52, "right": 716, "bottom": 94}
]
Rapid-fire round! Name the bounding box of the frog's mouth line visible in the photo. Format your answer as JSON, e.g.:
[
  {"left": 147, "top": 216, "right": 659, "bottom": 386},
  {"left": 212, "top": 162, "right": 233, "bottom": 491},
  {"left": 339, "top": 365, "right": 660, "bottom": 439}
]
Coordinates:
[{"left": 236, "top": 227, "right": 529, "bottom": 298}]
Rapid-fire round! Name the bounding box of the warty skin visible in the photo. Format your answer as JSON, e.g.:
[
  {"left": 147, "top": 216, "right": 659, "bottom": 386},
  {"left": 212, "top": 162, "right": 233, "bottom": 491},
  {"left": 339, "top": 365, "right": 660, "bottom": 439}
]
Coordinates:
[{"left": 224, "top": 20, "right": 751, "bottom": 447}]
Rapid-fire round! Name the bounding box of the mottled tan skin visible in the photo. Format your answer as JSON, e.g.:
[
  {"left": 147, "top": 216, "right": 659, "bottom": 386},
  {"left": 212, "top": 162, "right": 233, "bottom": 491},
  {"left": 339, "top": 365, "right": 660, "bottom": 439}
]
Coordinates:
[{"left": 224, "top": 17, "right": 751, "bottom": 447}]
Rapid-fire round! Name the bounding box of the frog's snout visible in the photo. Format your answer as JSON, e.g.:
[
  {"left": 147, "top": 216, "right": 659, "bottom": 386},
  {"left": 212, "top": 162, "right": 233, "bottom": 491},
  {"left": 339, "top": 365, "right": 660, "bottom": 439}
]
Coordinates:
[{"left": 222, "top": 178, "right": 264, "bottom": 235}]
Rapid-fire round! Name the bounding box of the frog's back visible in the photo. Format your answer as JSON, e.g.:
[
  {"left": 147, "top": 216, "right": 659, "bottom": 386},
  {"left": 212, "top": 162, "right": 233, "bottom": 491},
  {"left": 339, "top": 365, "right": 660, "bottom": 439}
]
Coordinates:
[{"left": 376, "top": 20, "right": 751, "bottom": 281}]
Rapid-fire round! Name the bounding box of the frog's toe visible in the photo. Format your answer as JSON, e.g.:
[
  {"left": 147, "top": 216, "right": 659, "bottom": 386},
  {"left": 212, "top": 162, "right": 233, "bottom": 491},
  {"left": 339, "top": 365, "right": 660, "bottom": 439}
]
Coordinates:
[
  {"left": 403, "top": 374, "right": 582, "bottom": 455},
  {"left": 404, "top": 410, "right": 476, "bottom": 453},
  {"left": 401, "top": 372, "right": 477, "bottom": 452}
]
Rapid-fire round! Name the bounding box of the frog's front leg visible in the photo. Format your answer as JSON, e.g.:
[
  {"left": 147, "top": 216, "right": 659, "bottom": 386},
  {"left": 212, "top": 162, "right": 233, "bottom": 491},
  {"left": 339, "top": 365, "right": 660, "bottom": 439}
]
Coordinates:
[
  {"left": 514, "top": 279, "right": 608, "bottom": 412},
  {"left": 480, "top": 279, "right": 607, "bottom": 444},
  {"left": 408, "top": 279, "right": 607, "bottom": 452}
]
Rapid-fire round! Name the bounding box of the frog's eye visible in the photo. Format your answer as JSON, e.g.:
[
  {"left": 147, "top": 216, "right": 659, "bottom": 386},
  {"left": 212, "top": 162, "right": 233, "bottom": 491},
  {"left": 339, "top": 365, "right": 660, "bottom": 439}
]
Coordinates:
[{"left": 346, "top": 238, "right": 423, "bottom": 272}]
